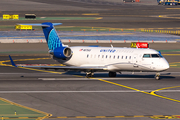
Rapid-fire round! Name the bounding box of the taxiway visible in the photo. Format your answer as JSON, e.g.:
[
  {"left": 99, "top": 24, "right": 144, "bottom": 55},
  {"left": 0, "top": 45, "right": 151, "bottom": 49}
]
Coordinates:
[{"left": 0, "top": 0, "right": 180, "bottom": 119}]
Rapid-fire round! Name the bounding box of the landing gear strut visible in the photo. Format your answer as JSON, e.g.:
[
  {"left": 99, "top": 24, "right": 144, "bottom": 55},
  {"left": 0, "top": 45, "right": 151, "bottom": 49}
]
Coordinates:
[
  {"left": 109, "top": 71, "right": 116, "bottom": 77},
  {"left": 155, "top": 72, "right": 160, "bottom": 80},
  {"left": 86, "top": 72, "right": 94, "bottom": 77}
]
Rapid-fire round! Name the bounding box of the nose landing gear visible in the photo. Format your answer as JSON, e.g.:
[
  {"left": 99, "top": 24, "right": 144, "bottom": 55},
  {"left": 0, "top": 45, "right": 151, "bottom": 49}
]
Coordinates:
[{"left": 155, "top": 72, "right": 160, "bottom": 80}]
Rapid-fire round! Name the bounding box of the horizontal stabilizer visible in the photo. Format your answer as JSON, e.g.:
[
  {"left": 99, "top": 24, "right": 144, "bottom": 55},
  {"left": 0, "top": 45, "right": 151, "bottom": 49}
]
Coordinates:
[{"left": 17, "top": 23, "right": 62, "bottom": 27}]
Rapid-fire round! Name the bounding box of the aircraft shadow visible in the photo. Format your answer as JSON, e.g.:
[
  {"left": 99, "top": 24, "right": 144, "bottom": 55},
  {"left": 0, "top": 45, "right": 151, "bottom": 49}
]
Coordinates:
[{"left": 63, "top": 71, "right": 175, "bottom": 79}]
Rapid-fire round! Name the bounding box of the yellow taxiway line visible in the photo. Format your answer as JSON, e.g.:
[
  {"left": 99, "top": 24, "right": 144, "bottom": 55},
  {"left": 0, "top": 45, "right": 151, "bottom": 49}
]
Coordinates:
[{"left": 0, "top": 58, "right": 180, "bottom": 104}]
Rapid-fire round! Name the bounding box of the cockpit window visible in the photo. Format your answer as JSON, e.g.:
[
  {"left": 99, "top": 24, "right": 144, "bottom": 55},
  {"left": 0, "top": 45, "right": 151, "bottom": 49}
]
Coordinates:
[
  {"left": 143, "top": 54, "right": 150, "bottom": 58},
  {"left": 152, "top": 54, "right": 163, "bottom": 58},
  {"left": 143, "top": 54, "right": 163, "bottom": 58},
  {"left": 151, "top": 54, "right": 159, "bottom": 58}
]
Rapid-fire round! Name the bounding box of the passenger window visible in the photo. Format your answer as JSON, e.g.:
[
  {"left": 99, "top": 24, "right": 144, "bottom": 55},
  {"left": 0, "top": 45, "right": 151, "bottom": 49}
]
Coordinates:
[
  {"left": 87, "top": 54, "right": 89, "bottom": 58},
  {"left": 102, "top": 55, "right": 104, "bottom": 58},
  {"left": 114, "top": 56, "right": 115, "bottom": 59},
  {"left": 106, "top": 55, "right": 108, "bottom": 58},
  {"left": 143, "top": 54, "right": 150, "bottom": 58},
  {"left": 129, "top": 56, "right": 131, "bottom": 59},
  {"left": 117, "top": 56, "right": 119, "bottom": 59},
  {"left": 122, "top": 56, "right": 123, "bottom": 59},
  {"left": 109, "top": 56, "right": 111, "bottom": 59},
  {"left": 98, "top": 55, "right": 100, "bottom": 58},
  {"left": 126, "top": 56, "right": 127, "bottom": 59}
]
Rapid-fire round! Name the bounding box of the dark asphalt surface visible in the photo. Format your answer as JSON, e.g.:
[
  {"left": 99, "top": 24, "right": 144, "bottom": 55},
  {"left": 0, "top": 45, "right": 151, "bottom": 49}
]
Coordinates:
[
  {"left": 0, "top": 66, "right": 180, "bottom": 120},
  {"left": 0, "top": 0, "right": 180, "bottom": 120}
]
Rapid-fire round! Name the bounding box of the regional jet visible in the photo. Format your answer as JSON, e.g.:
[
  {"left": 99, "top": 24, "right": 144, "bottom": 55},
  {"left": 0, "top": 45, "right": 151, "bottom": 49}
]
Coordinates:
[{"left": 10, "top": 22, "right": 169, "bottom": 80}]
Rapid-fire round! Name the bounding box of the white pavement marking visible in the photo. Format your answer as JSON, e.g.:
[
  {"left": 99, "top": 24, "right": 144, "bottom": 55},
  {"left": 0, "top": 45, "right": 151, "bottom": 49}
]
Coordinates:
[
  {"left": 38, "top": 78, "right": 151, "bottom": 80},
  {"left": 0, "top": 91, "right": 140, "bottom": 93},
  {"left": 0, "top": 90, "right": 180, "bottom": 93}
]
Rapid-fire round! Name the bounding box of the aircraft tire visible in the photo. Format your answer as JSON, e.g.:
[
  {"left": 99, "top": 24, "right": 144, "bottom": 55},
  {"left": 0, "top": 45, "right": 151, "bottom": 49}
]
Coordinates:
[
  {"left": 155, "top": 72, "right": 160, "bottom": 80},
  {"left": 155, "top": 76, "right": 160, "bottom": 80},
  {"left": 86, "top": 74, "right": 91, "bottom": 78},
  {"left": 86, "top": 72, "right": 93, "bottom": 78},
  {"left": 109, "top": 72, "right": 116, "bottom": 77}
]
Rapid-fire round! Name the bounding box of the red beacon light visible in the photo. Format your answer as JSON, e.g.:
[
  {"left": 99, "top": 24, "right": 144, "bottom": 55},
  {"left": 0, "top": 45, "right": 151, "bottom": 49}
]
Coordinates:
[{"left": 136, "top": 42, "right": 149, "bottom": 48}]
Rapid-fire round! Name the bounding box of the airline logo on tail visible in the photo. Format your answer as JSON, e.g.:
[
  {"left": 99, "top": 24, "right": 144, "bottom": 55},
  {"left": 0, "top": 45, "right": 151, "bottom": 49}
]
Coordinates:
[{"left": 48, "top": 29, "right": 62, "bottom": 50}]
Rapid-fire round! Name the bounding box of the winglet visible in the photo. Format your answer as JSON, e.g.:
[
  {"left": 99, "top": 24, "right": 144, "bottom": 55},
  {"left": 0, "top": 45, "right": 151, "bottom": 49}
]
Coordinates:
[{"left": 9, "top": 55, "right": 17, "bottom": 67}]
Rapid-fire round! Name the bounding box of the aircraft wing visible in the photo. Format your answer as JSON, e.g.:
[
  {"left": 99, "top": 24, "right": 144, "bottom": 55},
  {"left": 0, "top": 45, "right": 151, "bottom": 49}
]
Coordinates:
[
  {"left": 9, "top": 55, "right": 106, "bottom": 71},
  {"left": 18, "top": 65, "right": 106, "bottom": 71}
]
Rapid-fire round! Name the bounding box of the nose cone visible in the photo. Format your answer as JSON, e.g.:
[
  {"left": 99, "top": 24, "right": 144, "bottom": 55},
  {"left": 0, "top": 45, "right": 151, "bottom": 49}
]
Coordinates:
[
  {"left": 160, "top": 58, "right": 169, "bottom": 71},
  {"left": 163, "top": 61, "right": 169, "bottom": 70}
]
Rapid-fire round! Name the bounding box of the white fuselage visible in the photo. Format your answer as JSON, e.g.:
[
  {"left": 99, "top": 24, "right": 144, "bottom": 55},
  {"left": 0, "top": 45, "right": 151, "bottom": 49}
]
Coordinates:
[{"left": 54, "top": 46, "right": 169, "bottom": 72}]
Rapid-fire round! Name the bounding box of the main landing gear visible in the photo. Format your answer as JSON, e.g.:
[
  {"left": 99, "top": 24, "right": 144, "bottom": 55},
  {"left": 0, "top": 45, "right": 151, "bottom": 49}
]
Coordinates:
[
  {"left": 86, "top": 71, "right": 161, "bottom": 79},
  {"left": 86, "top": 71, "right": 117, "bottom": 77},
  {"left": 155, "top": 72, "right": 160, "bottom": 80},
  {"left": 86, "top": 71, "right": 94, "bottom": 77},
  {"left": 109, "top": 71, "right": 116, "bottom": 77}
]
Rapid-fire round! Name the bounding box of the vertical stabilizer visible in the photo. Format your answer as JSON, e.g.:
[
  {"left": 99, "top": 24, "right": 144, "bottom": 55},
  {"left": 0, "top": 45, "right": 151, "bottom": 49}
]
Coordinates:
[
  {"left": 42, "top": 22, "right": 62, "bottom": 50},
  {"left": 18, "top": 22, "right": 62, "bottom": 50}
]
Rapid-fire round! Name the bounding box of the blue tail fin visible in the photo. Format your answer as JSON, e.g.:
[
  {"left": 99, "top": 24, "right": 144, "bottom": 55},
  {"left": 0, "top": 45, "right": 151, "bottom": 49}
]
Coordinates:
[
  {"left": 42, "top": 22, "right": 62, "bottom": 50},
  {"left": 18, "top": 22, "right": 62, "bottom": 50}
]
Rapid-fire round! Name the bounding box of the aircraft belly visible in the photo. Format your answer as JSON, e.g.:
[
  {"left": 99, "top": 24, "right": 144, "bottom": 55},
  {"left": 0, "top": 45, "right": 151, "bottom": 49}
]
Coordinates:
[{"left": 107, "top": 63, "right": 134, "bottom": 71}]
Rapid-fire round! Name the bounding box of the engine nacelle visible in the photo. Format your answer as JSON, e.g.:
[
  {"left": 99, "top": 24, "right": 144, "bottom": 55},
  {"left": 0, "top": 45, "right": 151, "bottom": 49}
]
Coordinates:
[{"left": 53, "top": 47, "right": 72, "bottom": 59}]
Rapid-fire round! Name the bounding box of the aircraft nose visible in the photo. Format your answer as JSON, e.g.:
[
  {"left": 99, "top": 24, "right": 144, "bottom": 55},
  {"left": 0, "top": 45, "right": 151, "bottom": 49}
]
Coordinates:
[
  {"left": 164, "top": 62, "right": 169, "bottom": 70},
  {"left": 162, "top": 59, "right": 169, "bottom": 70}
]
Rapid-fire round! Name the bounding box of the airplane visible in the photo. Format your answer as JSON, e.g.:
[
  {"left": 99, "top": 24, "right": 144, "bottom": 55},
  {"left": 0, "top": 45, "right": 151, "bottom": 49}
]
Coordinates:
[{"left": 9, "top": 22, "right": 169, "bottom": 80}]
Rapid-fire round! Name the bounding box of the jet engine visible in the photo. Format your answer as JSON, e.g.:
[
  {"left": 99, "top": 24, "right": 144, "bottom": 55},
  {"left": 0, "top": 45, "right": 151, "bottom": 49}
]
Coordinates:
[{"left": 49, "top": 47, "right": 72, "bottom": 59}]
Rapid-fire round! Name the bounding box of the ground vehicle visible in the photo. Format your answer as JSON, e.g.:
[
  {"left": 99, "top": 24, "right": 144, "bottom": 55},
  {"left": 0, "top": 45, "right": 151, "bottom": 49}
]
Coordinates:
[
  {"left": 123, "top": 0, "right": 135, "bottom": 2},
  {"left": 157, "top": 0, "right": 178, "bottom": 5}
]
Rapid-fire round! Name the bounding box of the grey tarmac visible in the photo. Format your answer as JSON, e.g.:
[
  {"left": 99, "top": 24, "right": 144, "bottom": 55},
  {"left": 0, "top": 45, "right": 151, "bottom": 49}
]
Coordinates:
[
  {"left": 0, "top": 0, "right": 180, "bottom": 119},
  {"left": 0, "top": 42, "right": 179, "bottom": 120},
  {"left": 0, "top": 71, "right": 180, "bottom": 120}
]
